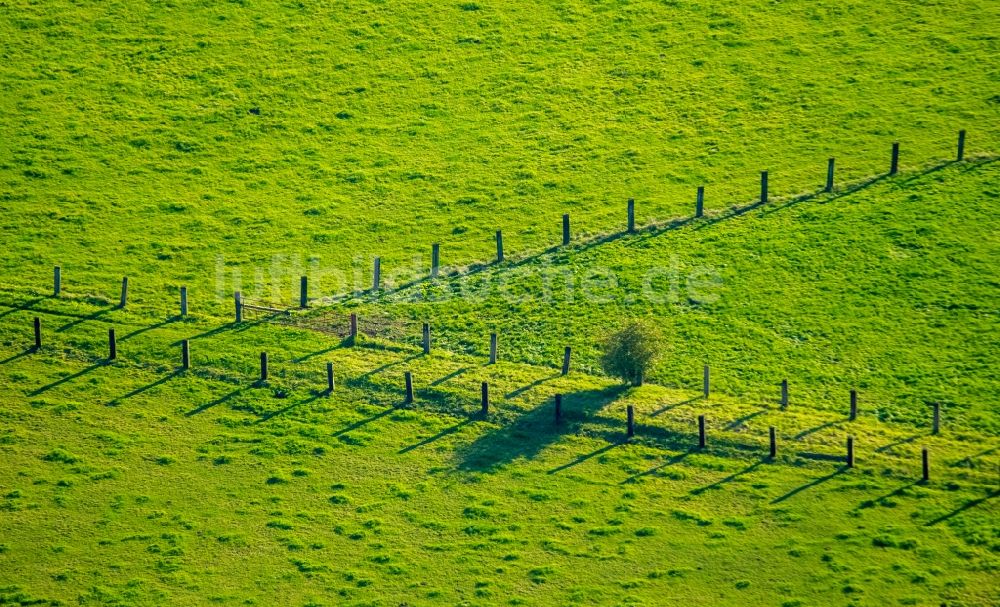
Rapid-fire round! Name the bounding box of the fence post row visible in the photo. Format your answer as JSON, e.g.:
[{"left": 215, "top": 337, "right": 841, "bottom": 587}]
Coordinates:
[
  {"left": 698, "top": 415, "right": 706, "bottom": 448},
  {"left": 481, "top": 382, "right": 489, "bottom": 415},
  {"left": 760, "top": 170, "right": 768, "bottom": 204},
  {"left": 108, "top": 328, "right": 117, "bottom": 360},
  {"left": 696, "top": 186, "right": 705, "bottom": 218},
  {"left": 554, "top": 394, "right": 562, "bottom": 424},
  {"left": 849, "top": 389, "right": 858, "bottom": 420},
  {"left": 957, "top": 130, "right": 966, "bottom": 161},
  {"left": 890, "top": 142, "right": 900, "bottom": 175},
  {"left": 846, "top": 436, "right": 855, "bottom": 468},
  {"left": 33, "top": 317, "right": 41, "bottom": 350},
  {"left": 422, "top": 323, "right": 430, "bottom": 354},
  {"left": 703, "top": 364, "right": 710, "bottom": 397},
  {"left": 562, "top": 214, "right": 570, "bottom": 245},
  {"left": 350, "top": 313, "right": 358, "bottom": 340},
  {"left": 180, "top": 286, "right": 188, "bottom": 317},
  {"left": 495, "top": 230, "right": 504, "bottom": 262},
  {"left": 53, "top": 266, "right": 61, "bottom": 297},
  {"left": 627, "top": 198, "right": 635, "bottom": 233},
  {"left": 769, "top": 426, "right": 777, "bottom": 458},
  {"left": 431, "top": 244, "right": 440, "bottom": 278},
  {"left": 373, "top": 257, "right": 381, "bottom": 291},
  {"left": 626, "top": 405, "right": 635, "bottom": 438},
  {"left": 489, "top": 332, "right": 497, "bottom": 364},
  {"left": 405, "top": 371, "right": 414, "bottom": 404},
  {"left": 300, "top": 276, "right": 308, "bottom": 309},
  {"left": 119, "top": 277, "right": 129, "bottom": 308},
  {"left": 561, "top": 346, "right": 571, "bottom": 375},
  {"left": 922, "top": 448, "right": 930, "bottom": 482},
  {"left": 181, "top": 340, "right": 190, "bottom": 369},
  {"left": 327, "top": 362, "right": 335, "bottom": 394},
  {"left": 826, "top": 158, "right": 835, "bottom": 192},
  {"left": 780, "top": 379, "right": 789, "bottom": 408},
  {"left": 234, "top": 291, "right": 243, "bottom": 323}
]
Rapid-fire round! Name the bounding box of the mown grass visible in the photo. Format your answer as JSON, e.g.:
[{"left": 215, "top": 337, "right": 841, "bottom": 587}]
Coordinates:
[{"left": 0, "top": 297, "right": 997, "bottom": 605}]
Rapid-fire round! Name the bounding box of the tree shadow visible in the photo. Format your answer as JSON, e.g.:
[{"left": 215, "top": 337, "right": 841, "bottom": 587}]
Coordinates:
[
  {"left": 399, "top": 418, "right": 474, "bottom": 453},
  {"left": 457, "top": 385, "right": 628, "bottom": 472},
  {"left": 649, "top": 395, "right": 702, "bottom": 417},
  {"left": 107, "top": 370, "right": 181, "bottom": 406},
  {"left": 185, "top": 387, "right": 244, "bottom": 416},
  {"left": 923, "top": 490, "right": 999, "bottom": 526},
  {"left": 30, "top": 361, "right": 109, "bottom": 396},
  {"left": 771, "top": 466, "right": 846, "bottom": 504}
]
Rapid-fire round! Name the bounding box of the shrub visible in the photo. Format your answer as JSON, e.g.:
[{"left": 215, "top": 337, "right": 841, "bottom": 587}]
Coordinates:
[{"left": 600, "top": 320, "right": 662, "bottom": 386}]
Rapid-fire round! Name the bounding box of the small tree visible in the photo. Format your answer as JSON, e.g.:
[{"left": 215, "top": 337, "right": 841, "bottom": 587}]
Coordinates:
[{"left": 600, "top": 319, "right": 662, "bottom": 386}]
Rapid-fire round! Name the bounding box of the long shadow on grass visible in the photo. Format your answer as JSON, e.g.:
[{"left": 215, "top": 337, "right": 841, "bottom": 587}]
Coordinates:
[
  {"left": 771, "top": 466, "right": 846, "bottom": 504},
  {"left": 0, "top": 349, "right": 33, "bottom": 365},
  {"left": 400, "top": 418, "right": 474, "bottom": 453},
  {"left": 504, "top": 372, "right": 560, "bottom": 399},
  {"left": 875, "top": 433, "right": 922, "bottom": 454},
  {"left": 56, "top": 306, "right": 117, "bottom": 333},
  {"left": 691, "top": 460, "right": 764, "bottom": 495},
  {"left": 107, "top": 370, "right": 181, "bottom": 406},
  {"left": 0, "top": 296, "right": 47, "bottom": 321},
  {"left": 185, "top": 387, "right": 245, "bottom": 416},
  {"left": 256, "top": 393, "right": 324, "bottom": 423},
  {"left": 923, "top": 490, "right": 999, "bottom": 526},
  {"left": 432, "top": 366, "right": 469, "bottom": 387},
  {"left": 119, "top": 317, "right": 177, "bottom": 342},
  {"left": 724, "top": 408, "right": 768, "bottom": 430},
  {"left": 621, "top": 450, "right": 692, "bottom": 484},
  {"left": 794, "top": 419, "right": 841, "bottom": 441},
  {"left": 457, "top": 385, "right": 628, "bottom": 472},
  {"left": 30, "top": 361, "right": 109, "bottom": 396}
]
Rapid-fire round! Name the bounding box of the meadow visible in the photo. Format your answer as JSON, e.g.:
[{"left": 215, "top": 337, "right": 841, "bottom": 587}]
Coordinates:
[{"left": 1, "top": 0, "right": 999, "bottom": 605}]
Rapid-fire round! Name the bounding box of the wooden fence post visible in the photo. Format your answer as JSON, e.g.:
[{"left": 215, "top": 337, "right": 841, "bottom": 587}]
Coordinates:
[
  {"left": 422, "top": 322, "right": 430, "bottom": 354},
  {"left": 260, "top": 352, "right": 268, "bottom": 382},
  {"left": 554, "top": 394, "right": 562, "bottom": 424},
  {"left": 698, "top": 415, "right": 706, "bottom": 448},
  {"left": 562, "top": 214, "right": 570, "bottom": 245},
  {"left": 33, "top": 317, "right": 41, "bottom": 350},
  {"left": 890, "top": 142, "right": 900, "bottom": 175},
  {"left": 489, "top": 332, "right": 497, "bottom": 364},
  {"left": 182, "top": 340, "right": 190, "bottom": 370},
  {"left": 703, "top": 364, "right": 710, "bottom": 398},
  {"left": 299, "top": 276, "right": 308, "bottom": 308},
  {"left": 405, "top": 371, "right": 414, "bottom": 404},
  {"left": 119, "top": 277, "right": 129, "bottom": 308},
  {"left": 932, "top": 402, "right": 940, "bottom": 435},
  {"left": 957, "top": 130, "right": 966, "bottom": 161},
  {"left": 760, "top": 170, "right": 768, "bottom": 203},
  {"left": 180, "top": 286, "right": 188, "bottom": 317},
  {"left": 495, "top": 230, "right": 504, "bottom": 262},
  {"left": 373, "top": 257, "right": 381, "bottom": 291},
  {"left": 921, "top": 448, "right": 929, "bottom": 482},
  {"left": 53, "top": 266, "right": 61, "bottom": 297},
  {"left": 846, "top": 436, "right": 855, "bottom": 468},
  {"left": 350, "top": 313, "right": 358, "bottom": 340},
  {"left": 850, "top": 390, "right": 858, "bottom": 420},
  {"left": 234, "top": 291, "right": 243, "bottom": 323},
  {"left": 326, "top": 362, "right": 335, "bottom": 394},
  {"left": 431, "top": 243, "right": 440, "bottom": 278},
  {"left": 627, "top": 198, "right": 635, "bottom": 233},
  {"left": 627, "top": 405, "right": 635, "bottom": 438},
  {"left": 108, "top": 328, "right": 117, "bottom": 361},
  {"left": 826, "top": 158, "right": 835, "bottom": 192},
  {"left": 481, "top": 382, "right": 489, "bottom": 415},
  {"left": 769, "top": 426, "right": 777, "bottom": 458},
  {"left": 561, "top": 346, "right": 571, "bottom": 375},
  {"left": 696, "top": 186, "right": 705, "bottom": 218},
  {"left": 780, "top": 379, "right": 788, "bottom": 408}
]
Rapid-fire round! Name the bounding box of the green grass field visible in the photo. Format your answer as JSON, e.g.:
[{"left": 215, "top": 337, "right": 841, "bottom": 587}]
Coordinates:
[{"left": 1, "top": 0, "right": 999, "bottom": 605}]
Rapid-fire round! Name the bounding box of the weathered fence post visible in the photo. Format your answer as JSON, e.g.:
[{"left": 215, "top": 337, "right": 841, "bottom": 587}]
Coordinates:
[
  {"left": 53, "top": 266, "right": 61, "bottom": 297},
  {"left": 890, "top": 142, "right": 900, "bottom": 175},
  {"left": 561, "top": 346, "right": 571, "bottom": 375},
  {"left": 182, "top": 340, "right": 190, "bottom": 370},
  {"left": 481, "top": 382, "right": 489, "bottom": 415},
  {"left": 33, "top": 317, "right": 41, "bottom": 350},
  {"left": 119, "top": 277, "right": 129, "bottom": 308},
  {"left": 326, "top": 362, "right": 335, "bottom": 394},
  {"left": 627, "top": 405, "right": 635, "bottom": 438},
  {"left": 957, "top": 130, "right": 966, "bottom": 161},
  {"left": 703, "top": 364, "right": 710, "bottom": 398},
  {"left": 234, "top": 291, "right": 243, "bottom": 323},
  {"left": 846, "top": 436, "right": 855, "bottom": 468},
  {"left": 698, "top": 415, "right": 706, "bottom": 448},
  {"left": 299, "top": 276, "right": 308, "bottom": 309},
  {"left": 760, "top": 170, "right": 768, "bottom": 203},
  {"left": 350, "top": 313, "right": 358, "bottom": 340},
  {"left": 108, "top": 328, "right": 117, "bottom": 361},
  {"left": 489, "top": 332, "right": 497, "bottom": 364},
  {"left": 780, "top": 379, "right": 788, "bottom": 408},
  {"left": 769, "top": 426, "right": 777, "bottom": 458},
  {"left": 554, "top": 394, "right": 562, "bottom": 424},
  {"left": 431, "top": 243, "right": 440, "bottom": 278},
  {"left": 849, "top": 390, "right": 858, "bottom": 420},
  {"left": 260, "top": 352, "right": 268, "bottom": 382},
  {"left": 495, "top": 230, "right": 504, "bottom": 262},
  {"left": 180, "top": 286, "right": 188, "bottom": 317},
  {"left": 627, "top": 198, "right": 635, "bottom": 233},
  {"left": 372, "top": 257, "right": 381, "bottom": 291},
  {"left": 696, "top": 186, "right": 705, "bottom": 218},
  {"left": 405, "top": 371, "right": 414, "bottom": 404},
  {"left": 921, "top": 448, "right": 930, "bottom": 482},
  {"left": 932, "top": 402, "right": 940, "bottom": 435},
  {"left": 562, "top": 214, "right": 570, "bottom": 245},
  {"left": 826, "top": 158, "right": 835, "bottom": 192},
  {"left": 422, "top": 322, "right": 431, "bottom": 354}
]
